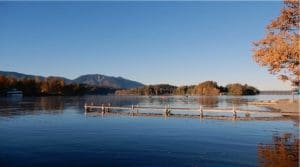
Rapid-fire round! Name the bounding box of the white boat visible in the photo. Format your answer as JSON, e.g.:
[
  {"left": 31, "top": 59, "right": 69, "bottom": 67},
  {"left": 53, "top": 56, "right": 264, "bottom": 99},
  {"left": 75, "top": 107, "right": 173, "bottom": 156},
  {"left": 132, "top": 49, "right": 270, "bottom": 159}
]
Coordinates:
[{"left": 6, "top": 89, "right": 23, "bottom": 97}]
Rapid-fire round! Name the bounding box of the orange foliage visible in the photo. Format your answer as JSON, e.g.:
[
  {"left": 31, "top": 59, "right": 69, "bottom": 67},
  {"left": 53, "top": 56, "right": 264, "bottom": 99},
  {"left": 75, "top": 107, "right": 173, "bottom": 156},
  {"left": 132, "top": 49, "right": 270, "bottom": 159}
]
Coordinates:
[
  {"left": 258, "top": 133, "right": 299, "bottom": 167},
  {"left": 253, "top": 0, "right": 300, "bottom": 86}
]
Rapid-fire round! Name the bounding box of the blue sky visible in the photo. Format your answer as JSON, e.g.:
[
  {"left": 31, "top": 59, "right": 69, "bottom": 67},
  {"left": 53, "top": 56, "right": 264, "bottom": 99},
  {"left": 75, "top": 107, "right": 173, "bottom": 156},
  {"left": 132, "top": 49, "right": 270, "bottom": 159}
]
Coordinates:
[{"left": 0, "top": 1, "right": 290, "bottom": 90}]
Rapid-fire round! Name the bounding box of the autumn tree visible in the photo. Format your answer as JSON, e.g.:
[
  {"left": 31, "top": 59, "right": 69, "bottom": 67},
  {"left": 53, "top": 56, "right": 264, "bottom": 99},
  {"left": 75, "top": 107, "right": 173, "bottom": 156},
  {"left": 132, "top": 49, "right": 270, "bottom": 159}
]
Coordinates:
[
  {"left": 195, "top": 81, "right": 220, "bottom": 96},
  {"left": 227, "top": 83, "right": 244, "bottom": 96},
  {"left": 46, "top": 77, "right": 65, "bottom": 95},
  {"left": 174, "top": 86, "right": 189, "bottom": 95},
  {"left": 253, "top": 0, "right": 300, "bottom": 88},
  {"left": 226, "top": 83, "right": 259, "bottom": 95},
  {"left": 0, "top": 76, "right": 10, "bottom": 93}
]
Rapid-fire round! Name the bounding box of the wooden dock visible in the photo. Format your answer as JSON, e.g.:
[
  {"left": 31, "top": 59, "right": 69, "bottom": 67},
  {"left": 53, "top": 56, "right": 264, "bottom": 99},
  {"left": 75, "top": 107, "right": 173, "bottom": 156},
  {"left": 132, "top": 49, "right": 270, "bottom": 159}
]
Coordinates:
[{"left": 84, "top": 103, "right": 285, "bottom": 118}]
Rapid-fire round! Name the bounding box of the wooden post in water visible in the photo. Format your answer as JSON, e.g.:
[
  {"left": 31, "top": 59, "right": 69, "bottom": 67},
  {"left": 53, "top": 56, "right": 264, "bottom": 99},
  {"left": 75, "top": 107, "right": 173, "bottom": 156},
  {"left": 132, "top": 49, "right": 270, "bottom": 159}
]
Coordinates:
[
  {"left": 232, "top": 105, "right": 237, "bottom": 118},
  {"left": 199, "top": 106, "right": 203, "bottom": 118},
  {"left": 136, "top": 104, "right": 139, "bottom": 114},
  {"left": 130, "top": 104, "right": 134, "bottom": 116},
  {"left": 107, "top": 103, "right": 111, "bottom": 112},
  {"left": 84, "top": 103, "right": 91, "bottom": 112},
  {"left": 164, "top": 105, "right": 168, "bottom": 117},
  {"left": 101, "top": 104, "right": 104, "bottom": 113},
  {"left": 245, "top": 112, "right": 250, "bottom": 117},
  {"left": 165, "top": 105, "right": 171, "bottom": 116}
]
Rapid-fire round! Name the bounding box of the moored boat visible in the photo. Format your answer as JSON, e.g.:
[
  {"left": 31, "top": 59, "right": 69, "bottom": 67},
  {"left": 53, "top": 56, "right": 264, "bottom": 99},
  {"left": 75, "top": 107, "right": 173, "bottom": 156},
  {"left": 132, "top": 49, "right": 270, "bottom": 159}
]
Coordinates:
[{"left": 6, "top": 89, "right": 23, "bottom": 97}]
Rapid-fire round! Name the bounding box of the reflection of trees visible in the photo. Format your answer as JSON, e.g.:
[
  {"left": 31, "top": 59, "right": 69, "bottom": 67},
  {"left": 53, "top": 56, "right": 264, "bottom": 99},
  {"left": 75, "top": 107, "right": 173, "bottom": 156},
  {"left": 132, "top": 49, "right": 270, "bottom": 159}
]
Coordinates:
[
  {"left": 0, "top": 97, "right": 67, "bottom": 116},
  {"left": 198, "top": 97, "right": 218, "bottom": 107},
  {"left": 225, "top": 97, "right": 248, "bottom": 106},
  {"left": 84, "top": 95, "right": 144, "bottom": 107},
  {"left": 258, "top": 133, "right": 299, "bottom": 167},
  {"left": 37, "top": 97, "right": 65, "bottom": 111}
]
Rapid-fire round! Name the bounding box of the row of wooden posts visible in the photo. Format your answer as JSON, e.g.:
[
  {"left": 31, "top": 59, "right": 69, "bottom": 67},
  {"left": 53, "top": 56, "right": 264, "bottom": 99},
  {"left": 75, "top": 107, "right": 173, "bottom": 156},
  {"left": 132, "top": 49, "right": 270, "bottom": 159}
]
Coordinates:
[{"left": 84, "top": 103, "right": 239, "bottom": 118}]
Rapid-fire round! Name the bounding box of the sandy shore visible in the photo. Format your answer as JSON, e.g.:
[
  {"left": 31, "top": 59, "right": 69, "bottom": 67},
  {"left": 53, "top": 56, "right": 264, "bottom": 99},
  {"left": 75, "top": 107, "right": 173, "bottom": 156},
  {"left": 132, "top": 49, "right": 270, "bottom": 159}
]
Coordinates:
[{"left": 249, "top": 99, "right": 299, "bottom": 116}]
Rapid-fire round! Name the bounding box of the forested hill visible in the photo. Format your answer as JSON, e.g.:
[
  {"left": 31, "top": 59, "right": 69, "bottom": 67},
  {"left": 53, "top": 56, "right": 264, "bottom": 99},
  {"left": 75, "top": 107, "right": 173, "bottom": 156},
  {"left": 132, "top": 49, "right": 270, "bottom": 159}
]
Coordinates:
[{"left": 0, "top": 71, "right": 144, "bottom": 89}]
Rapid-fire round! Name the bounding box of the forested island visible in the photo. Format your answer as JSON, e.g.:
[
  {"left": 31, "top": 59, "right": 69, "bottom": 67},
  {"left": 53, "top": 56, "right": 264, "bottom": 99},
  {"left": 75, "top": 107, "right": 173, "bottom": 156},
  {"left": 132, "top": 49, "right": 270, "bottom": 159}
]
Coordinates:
[{"left": 116, "top": 81, "right": 260, "bottom": 96}]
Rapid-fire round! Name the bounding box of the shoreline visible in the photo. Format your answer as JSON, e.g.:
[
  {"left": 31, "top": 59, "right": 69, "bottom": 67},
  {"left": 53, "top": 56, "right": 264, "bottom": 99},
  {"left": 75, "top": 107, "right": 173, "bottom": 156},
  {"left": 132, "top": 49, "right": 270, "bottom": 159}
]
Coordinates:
[{"left": 249, "top": 99, "right": 299, "bottom": 117}]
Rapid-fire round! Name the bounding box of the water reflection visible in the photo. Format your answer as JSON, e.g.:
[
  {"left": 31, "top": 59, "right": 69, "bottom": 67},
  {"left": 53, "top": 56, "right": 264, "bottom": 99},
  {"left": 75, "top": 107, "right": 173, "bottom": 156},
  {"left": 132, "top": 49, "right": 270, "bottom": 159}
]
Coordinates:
[
  {"left": 258, "top": 133, "right": 299, "bottom": 167},
  {"left": 0, "top": 97, "right": 66, "bottom": 116},
  {"left": 197, "top": 97, "right": 219, "bottom": 107},
  {"left": 83, "top": 95, "right": 142, "bottom": 106},
  {"left": 0, "top": 95, "right": 294, "bottom": 117},
  {"left": 225, "top": 97, "right": 248, "bottom": 106},
  {"left": 0, "top": 96, "right": 144, "bottom": 117}
]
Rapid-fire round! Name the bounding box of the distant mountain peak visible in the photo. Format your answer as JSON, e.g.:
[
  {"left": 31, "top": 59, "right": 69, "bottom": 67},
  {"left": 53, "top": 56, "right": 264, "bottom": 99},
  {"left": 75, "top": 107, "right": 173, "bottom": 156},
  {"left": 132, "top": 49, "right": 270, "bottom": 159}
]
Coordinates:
[{"left": 73, "top": 74, "right": 143, "bottom": 89}]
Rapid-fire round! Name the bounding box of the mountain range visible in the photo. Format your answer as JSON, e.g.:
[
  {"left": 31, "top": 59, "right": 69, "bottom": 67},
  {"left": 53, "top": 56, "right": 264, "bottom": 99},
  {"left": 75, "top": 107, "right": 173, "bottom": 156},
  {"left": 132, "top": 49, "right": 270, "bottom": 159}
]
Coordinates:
[{"left": 0, "top": 71, "right": 144, "bottom": 89}]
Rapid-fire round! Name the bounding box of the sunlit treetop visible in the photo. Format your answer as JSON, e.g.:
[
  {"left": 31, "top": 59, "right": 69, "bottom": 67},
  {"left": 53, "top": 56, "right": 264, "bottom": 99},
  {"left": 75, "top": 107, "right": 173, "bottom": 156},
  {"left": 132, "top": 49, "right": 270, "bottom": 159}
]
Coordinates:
[{"left": 253, "top": 0, "right": 300, "bottom": 86}]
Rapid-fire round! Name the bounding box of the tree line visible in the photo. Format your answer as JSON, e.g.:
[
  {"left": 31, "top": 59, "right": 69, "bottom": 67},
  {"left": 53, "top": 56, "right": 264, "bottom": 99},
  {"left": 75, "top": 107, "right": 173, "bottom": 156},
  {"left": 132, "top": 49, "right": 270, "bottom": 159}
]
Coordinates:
[
  {"left": 0, "top": 76, "right": 259, "bottom": 96},
  {"left": 0, "top": 76, "right": 115, "bottom": 96},
  {"left": 115, "top": 81, "right": 260, "bottom": 96}
]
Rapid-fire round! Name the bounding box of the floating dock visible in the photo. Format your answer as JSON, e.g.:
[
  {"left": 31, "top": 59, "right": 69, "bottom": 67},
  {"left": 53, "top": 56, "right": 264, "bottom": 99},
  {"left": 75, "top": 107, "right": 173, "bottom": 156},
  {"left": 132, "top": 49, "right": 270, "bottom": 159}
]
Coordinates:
[{"left": 83, "top": 103, "right": 290, "bottom": 119}]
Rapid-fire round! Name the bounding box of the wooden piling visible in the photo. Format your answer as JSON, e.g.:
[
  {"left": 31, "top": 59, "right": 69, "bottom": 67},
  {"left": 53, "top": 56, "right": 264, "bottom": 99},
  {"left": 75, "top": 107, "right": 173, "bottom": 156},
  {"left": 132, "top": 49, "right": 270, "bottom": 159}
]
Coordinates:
[
  {"left": 232, "top": 106, "right": 237, "bottom": 117},
  {"left": 101, "top": 104, "right": 104, "bottom": 113},
  {"left": 199, "top": 106, "right": 204, "bottom": 118},
  {"left": 136, "top": 104, "right": 139, "bottom": 113},
  {"left": 83, "top": 104, "right": 282, "bottom": 118}
]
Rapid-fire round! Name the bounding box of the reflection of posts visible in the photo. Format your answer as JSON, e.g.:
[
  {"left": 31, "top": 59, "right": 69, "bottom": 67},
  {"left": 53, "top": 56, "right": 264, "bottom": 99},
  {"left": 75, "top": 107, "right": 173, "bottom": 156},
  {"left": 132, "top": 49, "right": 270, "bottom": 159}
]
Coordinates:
[{"left": 84, "top": 103, "right": 87, "bottom": 110}]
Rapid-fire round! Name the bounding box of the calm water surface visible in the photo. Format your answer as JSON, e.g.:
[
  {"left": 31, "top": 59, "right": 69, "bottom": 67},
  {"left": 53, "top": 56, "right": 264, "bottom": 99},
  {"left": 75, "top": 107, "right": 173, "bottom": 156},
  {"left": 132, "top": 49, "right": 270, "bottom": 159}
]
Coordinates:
[{"left": 0, "top": 95, "right": 298, "bottom": 167}]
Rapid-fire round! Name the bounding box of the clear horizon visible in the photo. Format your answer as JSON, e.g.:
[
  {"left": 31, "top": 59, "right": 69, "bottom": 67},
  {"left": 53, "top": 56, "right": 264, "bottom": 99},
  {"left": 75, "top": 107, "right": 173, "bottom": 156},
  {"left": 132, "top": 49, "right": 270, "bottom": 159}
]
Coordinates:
[{"left": 0, "top": 1, "right": 291, "bottom": 90}]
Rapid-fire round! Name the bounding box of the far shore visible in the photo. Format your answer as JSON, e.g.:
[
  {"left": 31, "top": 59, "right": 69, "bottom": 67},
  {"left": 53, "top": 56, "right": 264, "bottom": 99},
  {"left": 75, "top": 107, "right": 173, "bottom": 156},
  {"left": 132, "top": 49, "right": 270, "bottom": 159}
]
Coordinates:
[{"left": 249, "top": 99, "right": 299, "bottom": 117}]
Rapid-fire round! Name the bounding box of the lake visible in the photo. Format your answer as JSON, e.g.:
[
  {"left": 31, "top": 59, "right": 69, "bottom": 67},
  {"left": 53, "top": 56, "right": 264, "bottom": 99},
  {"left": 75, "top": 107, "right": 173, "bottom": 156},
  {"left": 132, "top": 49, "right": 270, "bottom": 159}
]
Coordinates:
[{"left": 0, "top": 95, "right": 298, "bottom": 167}]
